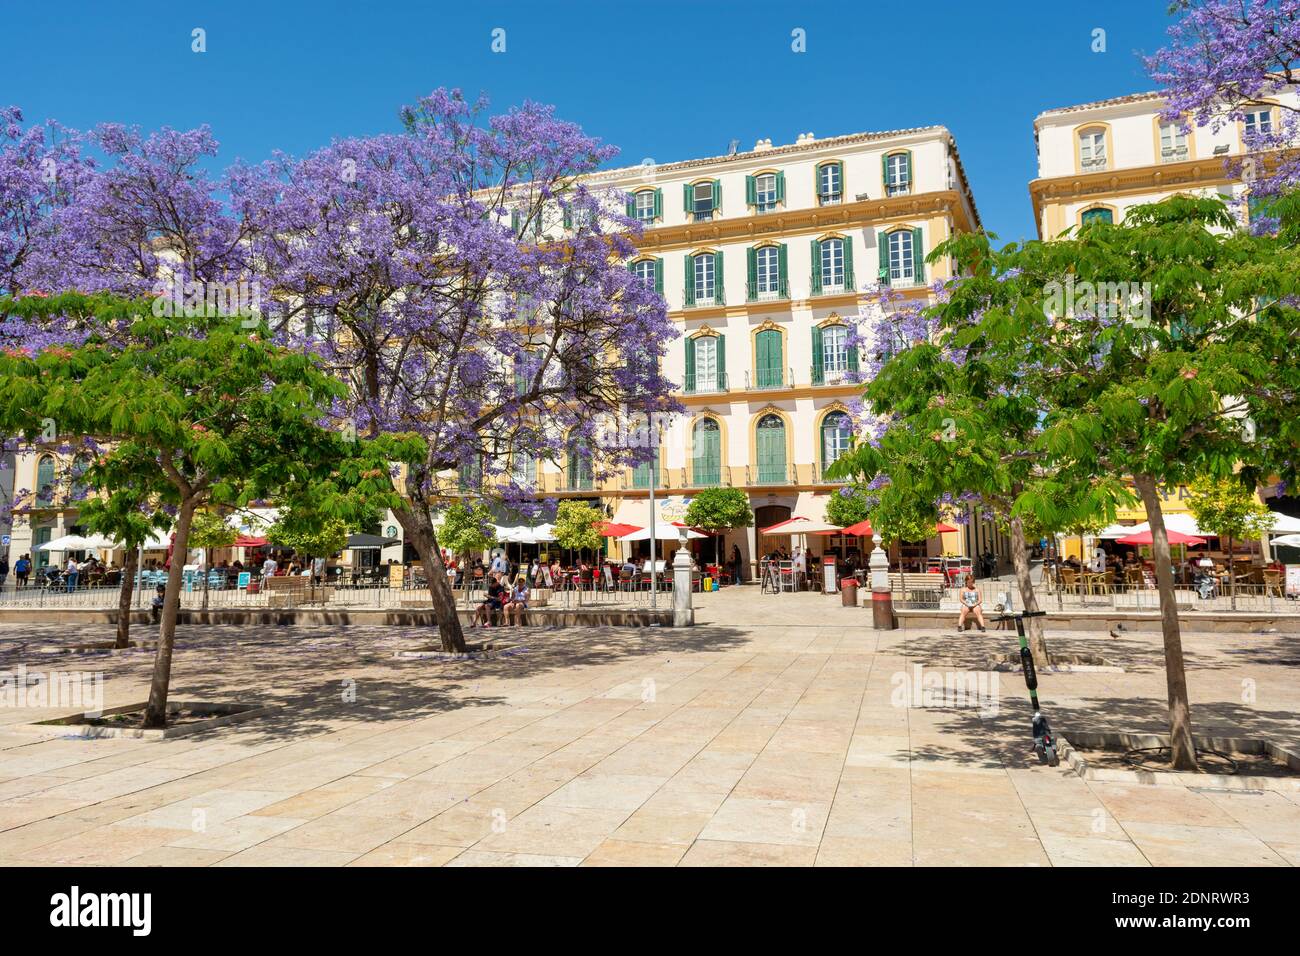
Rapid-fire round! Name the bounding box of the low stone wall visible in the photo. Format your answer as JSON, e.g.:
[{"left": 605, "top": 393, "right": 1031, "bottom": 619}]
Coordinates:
[
  {"left": 895, "top": 608, "right": 1300, "bottom": 634},
  {"left": 0, "top": 605, "right": 676, "bottom": 629}
]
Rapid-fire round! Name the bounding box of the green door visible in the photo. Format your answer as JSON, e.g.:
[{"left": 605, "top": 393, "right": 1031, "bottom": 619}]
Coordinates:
[
  {"left": 756, "top": 414, "right": 786, "bottom": 483},
  {"left": 692, "top": 419, "right": 721, "bottom": 487},
  {"left": 755, "top": 329, "right": 782, "bottom": 388}
]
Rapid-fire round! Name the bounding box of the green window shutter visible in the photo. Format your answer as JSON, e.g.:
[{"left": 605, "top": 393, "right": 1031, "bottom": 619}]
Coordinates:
[
  {"left": 685, "top": 335, "right": 696, "bottom": 392},
  {"left": 912, "top": 227, "right": 925, "bottom": 283},
  {"left": 775, "top": 170, "right": 785, "bottom": 203},
  {"left": 811, "top": 326, "right": 825, "bottom": 385},
  {"left": 903, "top": 151, "right": 913, "bottom": 189},
  {"left": 684, "top": 254, "right": 695, "bottom": 306},
  {"left": 683, "top": 183, "right": 693, "bottom": 214},
  {"left": 882, "top": 154, "right": 889, "bottom": 191},
  {"left": 714, "top": 250, "right": 724, "bottom": 303},
  {"left": 836, "top": 161, "right": 845, "bottom": 197},
  {"left": 810, "top": 239, "right": 822, "bottom": 295},
  {"left": 757, "top": 418, "right": 786, "bottom": 483},
  {"left": 563, "top": 206, "right": 572, "bottom": 229},
  {"left": 777, "top": 243, "right": 788, "bottom": 296},
  {"left": 746, "top": 247, "right": 757, "bottom": 299},
  {"left": 745, "top": 175, "right": 756, "bottom": 206},
  {"left": 878, "top": 230, "right": 891, "bottom": 285},
  {"left": 653, "top": 258, "right": 663, "bottom": 295},
  {"left": 715, "top": 333, "right": 726, "bottom": 391},
  {"left": 847, "top": 333, "right": 860, "bottom": 372},
  {"left": 626, "top": 196, "right": 636, "bottom": 219},
  {"left": 843, "top": 236, "right": 855, "bottom": 291},
  {"left": 712, "top": 179, "right": 721, "bottom": 211},
  {"left": 511, "top": 209, "right": 521, "bottom": 234},
  {"left": 653, "top": 188, "right": 662, "bottom": 220},
  {"left": 757, "top": 329, "right": 782, "bottom": 387}
]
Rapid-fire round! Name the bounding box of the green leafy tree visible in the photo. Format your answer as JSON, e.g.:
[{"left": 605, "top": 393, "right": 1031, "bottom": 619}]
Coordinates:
[
  {"left": 684, "top": 487, "right": 753, "bottom": 565},
  {"left": 436, "top": 500, "right": 494, "bottom": 562},
  {"left": 1187, "top": 476, "right": 1275, "bottom": 610},
  {"left": 266, "top": 509, "right": 349, "bottom": 561},
  {"left": 909, "top": 196, "right": 1300, "bottom": 769},
  {"left": 825, "top": 486, "right": 872, "bottom": 529},
  {"left": 553, "top": 500, "right": 603, "bottom": 561},
  {"left": 0, "top": 294, "right": 348, "bottom": 729}
]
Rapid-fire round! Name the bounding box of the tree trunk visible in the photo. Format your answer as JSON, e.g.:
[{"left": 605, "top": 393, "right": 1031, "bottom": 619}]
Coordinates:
[
  {"left": 394, "top": 504, "right": 467, "bottom": 653},
  {"left": 1008, "top": 515, "right": 1048, "bottom": 665},
  {"left": 142, "top": 501, "right": 195, "bottom": 729},
  {"left": 1228, "top": 533, "right": 1237, "bottom": 612},
  {"left": 114, "top": 546, "right": 138, "bottom": 649},
  {"left": 1134, "top": 473, "right": 1198, "bottom": 771},
  {"left": 201, "top": 550, "right": 210, "bottom": 611}
]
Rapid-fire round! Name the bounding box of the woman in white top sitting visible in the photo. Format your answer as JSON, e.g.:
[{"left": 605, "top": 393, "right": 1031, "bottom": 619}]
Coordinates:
[{"left": 957, "top": 573, "right": 987, "bottom": 633}]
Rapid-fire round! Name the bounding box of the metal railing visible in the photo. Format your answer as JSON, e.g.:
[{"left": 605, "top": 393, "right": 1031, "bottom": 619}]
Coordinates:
[
  {"left": 745, "top": 367, "right": 793, "bottom": 390},
  {"left": 682, "top": 371, "right": 729, "bottom": 395}
]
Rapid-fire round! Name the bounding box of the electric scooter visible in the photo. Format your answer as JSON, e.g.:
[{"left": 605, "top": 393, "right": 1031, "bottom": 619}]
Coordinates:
[{"left": 1011, "top": 609, "right": 1058, "bottom": 766}]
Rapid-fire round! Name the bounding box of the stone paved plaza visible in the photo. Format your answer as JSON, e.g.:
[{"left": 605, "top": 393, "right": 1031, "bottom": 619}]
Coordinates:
[{"left": 1, "top": 587, "right": 1298, "bottom": 866}]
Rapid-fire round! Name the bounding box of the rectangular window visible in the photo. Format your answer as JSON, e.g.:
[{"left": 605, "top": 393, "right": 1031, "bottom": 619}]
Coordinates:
[
  {"left": 694, "top": 337, "right": 718, "bottom": 393},
  {"left": 756, "top": 246, "right": 779, "bottom": 297},
  {"left": 1159, "top": 122, "right": 1188, "bottom": 162},
  {"left": 755, "top": 173, "right": 777, "bottom": 212},
  {"left": 634, "top": 190, "right": 656, "bottom": 223},
  {"left": 886, "top": 154, "right": 910, "bottom": 196},
  {"left": 821, "top": 239, "right": 845, "bottom": 289},
  {"left": 823, "top": 325, "right": 848, "bottom": 376},
  {"left": 693, "top": 254, "right": 715, "bottom": 304},
  {"left": 692, "top": 182, "right": 714, "bottom": 221},
  {"left": 633, "top": 259, "right": 656, "bottom": 289},
  {"left": 1079, "top": 130, "right": 1107, "bottom": 170},
  {"left": 1244, "top": 109, "right": 1274, "bottom": 137},
  {"left": 889, "top": 232, "right": 914, "bottom": 284},
  {"left": 818, "top": 163, "right": 842, "bottom": 205}
]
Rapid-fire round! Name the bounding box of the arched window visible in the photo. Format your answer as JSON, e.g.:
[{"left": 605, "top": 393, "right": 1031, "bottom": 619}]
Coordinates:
[
  {"left": 756, "top": 414, "right": 787, "bottom": 484},
  {"left": 820, "top": 237, "right": 846, "bottom": 289},
  {"left": 692, "top": 418, "right": 721, "bottom": 487},
  {"left": 887, "top": 230, "right": 915, "bottom": 284},
  {"left": 35, "top": 455, "right": 55, "bottom": 506},
  {"left": 632, "top": 258, "right": 658, "bottom": 291},
  {"left": 821, "top": 411, "right": 853, "bottom": 471},
  {"left": 885, "top": 152, "right": 911, "bottom": 196},
  {"left": 567, "top": 441, "right": 594, "bottom": 491}
]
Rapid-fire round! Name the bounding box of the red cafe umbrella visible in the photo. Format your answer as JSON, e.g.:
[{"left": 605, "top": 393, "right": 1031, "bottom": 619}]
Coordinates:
[
  {"left": 1116, "top": 530, "right": 1207, "bottom": 547},
  {"left": 813, "top": 519, "right": 874, "bottom": 537},
  {"left": 596, "top": 521, "right": 642, "bottom": 537},
  {"left": 234, "top": 535, "right": 268, "bottom": 548},
  {"left": 935, "top": 522, "right": 959, "bottom": 533}
]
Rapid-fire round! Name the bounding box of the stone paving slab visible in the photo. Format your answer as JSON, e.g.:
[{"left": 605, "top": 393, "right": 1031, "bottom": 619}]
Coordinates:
[{"left": 0, "top": 587, "right": 1297, "bottom": 866}]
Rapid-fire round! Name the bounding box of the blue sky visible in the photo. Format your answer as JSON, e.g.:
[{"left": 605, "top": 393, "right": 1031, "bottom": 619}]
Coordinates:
[{"left": 3, "top": 0, "right": 1176, "bottom": 241}]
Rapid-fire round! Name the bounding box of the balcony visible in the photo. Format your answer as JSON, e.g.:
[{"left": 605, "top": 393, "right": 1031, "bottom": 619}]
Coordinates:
[
  {"left": 683, "top": 285, "right": 725, "bottom": 309},
  {"left": 817, "top": 192, "right": 843, "bottom": 207},
  {"left": 745, "top": 367, "right": 792, "bottom": 391},
  {"left": 810, "top": 365, "right": 854, "bottom": 387},
  {"left": 747, "top": 463, "right": 796, "bottom": 486},
  {"left": 746, "top": 278, "right": 789, "bottom": 303},
  {"left": 1160, "top": 146, "right": 1189, "bottom": 164},
  {"left": 811, "top": 269, "right": 856, "bottom": 296},
  {"left": 680, "top": 464, "right": 736, "bottom": 489},
  {"left": 683, "top": 371, "right": 728, "bottom": 396}
]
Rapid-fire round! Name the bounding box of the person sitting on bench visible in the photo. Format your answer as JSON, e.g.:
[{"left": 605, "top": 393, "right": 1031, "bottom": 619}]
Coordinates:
[
  {"left": 957, "top": 574, "right": 987, "bottom": 633},
  {"left": 470, "top": 573, "right": 506, "bottom": 628},
  {"left": 504, "top": 577, "right": 530, "bottom": 626},
  {"left": 150, "top": 583, "right": 166, "bottom": 624}
]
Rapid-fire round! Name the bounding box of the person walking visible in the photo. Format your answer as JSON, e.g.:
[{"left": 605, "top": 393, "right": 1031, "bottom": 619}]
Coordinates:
[
  {"left": 730, "top": 544, "right": 743, "bottom": 585},
  {"left": 14, "top": 554, "right": 30, "bottom": 588},
  {"left": 64, "top": 555, "right": 80, "bottom": 593},
  {"left": 0, "top": 554, "right": 8, "bottom": 590}
]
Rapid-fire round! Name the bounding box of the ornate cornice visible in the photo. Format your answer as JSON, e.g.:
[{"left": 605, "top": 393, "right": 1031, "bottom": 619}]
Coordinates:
[{"left": 637, "top": 190, "right": 973, "bottom": 253}]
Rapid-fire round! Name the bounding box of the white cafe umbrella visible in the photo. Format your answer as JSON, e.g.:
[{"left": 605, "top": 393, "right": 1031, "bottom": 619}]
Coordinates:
[
  {"left": 1271, "top": 533, "right": 1300, "bottom": 548},
  {"left": 619, "top": 523, "right": 705, "bottom": 541},
  {"left": 38, "top": 533, "right": 116, "bottom": 552},
  {"left": 1268, "top": 514, "right": 1300, "bottom": 534}
]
